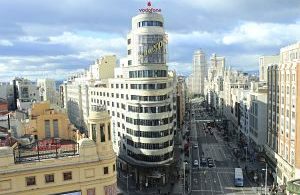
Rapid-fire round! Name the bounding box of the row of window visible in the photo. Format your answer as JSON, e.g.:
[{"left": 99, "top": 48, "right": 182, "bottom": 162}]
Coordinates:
[
  {"left": 26, "top": 171, "right": 71, "bottom": 186},
  {"left": 127, "top": 150, "right": 173, "bottom": 162},
  {"left": 130, "top": 83, "right": 167, "bottom": 90},
  {"left": 25, "top": 165, "right": 116, "bottom": 186},
  {"left": 126, "top": 116, "right": 173, "bottom": 126},
  {"left": 128, "top": 104, "right": 171, "bottom": 113},
  {"left": 131, "top": 94, "right": 169, "bottom": 101},
  {"left": 44, "top": 119, "right": 59, "bottom": 138},
  {"left": 126, "top": 128, "right": 172, "bottom": 138},
  {"left": 127, "top": 139, "right": 173, "bottom": 149},
  {"left": 138, "top": 21, "right": 163, "bottom": 27},
  {"left": 91, "top": 98, "right": 129, "bottom": 106},
  {"left": 129, "top": 70, "right": 167, "bottom": 78}
]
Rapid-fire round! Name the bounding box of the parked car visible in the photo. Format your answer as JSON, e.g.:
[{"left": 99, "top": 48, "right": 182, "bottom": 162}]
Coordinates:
[
  {"left": 207, "top": 158, "right": 214, "bottom": 167},
  {"left": 193, "top": 160, "right": 199, "bottom": 166},
  {"left": 193, "top": 143, "right": 198, "bottom": 148},
  {"left": 200, "top": 157, "right": 207, "bottom": 166}
]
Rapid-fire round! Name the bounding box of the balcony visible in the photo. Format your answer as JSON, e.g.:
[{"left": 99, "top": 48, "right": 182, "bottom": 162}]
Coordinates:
[
  {"left": 13, "top": 138, "right": 79, "bottom": 163},
  {"left": 287, "top": 179, "right": 300, "bottom": 194}
]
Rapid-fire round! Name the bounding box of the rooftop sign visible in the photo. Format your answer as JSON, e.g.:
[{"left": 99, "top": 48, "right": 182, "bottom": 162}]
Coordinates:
[{"left": 139, "top": 1, "right": 161, "bottom": 13}]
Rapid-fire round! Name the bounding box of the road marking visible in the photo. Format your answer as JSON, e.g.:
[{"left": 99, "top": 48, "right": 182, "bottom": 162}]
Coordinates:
[
  {"left": 191, "top": 189, "right": 223, "bottom": 193},
  {"left": 217, "top": 172, "right": 224, "bottom": 194}
]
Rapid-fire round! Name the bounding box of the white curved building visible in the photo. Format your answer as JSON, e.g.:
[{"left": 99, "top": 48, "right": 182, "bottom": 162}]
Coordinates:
[{"left": 88, "top": 6, "right": 177, "bottom": 187}]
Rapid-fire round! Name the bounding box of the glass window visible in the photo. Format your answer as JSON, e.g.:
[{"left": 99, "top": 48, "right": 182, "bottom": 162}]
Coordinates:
[
  {"left": 44, "top": 120, "right": 51, "bottom": 138},
  {"left": 108, "top": 123, "right": 111, "bottom": 141},
  {"left": 104, "top": 167, "right": 109, "bottom": 174},
  {"left": 45, "top": 174, "right": 54, "bottom": 183},
  {"left": 92, "top": 124, "right": 96, "bottom": 142},
  {"left": 100, "top": 124, "right": 105, "bottom": 142},
  {"left": 63, "top": 172, "right": 72, "bottom": 181},
  {"left": 26, "top": 176, "right": 36, "bottom": 186},
  {"left": 53, "top": 119, "right": 59, "bottom": 138},
  {"left": 87, "top": 188, "right": 96, "bottom": 195}
]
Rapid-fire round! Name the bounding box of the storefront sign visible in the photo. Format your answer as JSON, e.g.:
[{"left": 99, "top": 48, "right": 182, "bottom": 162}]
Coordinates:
[{"left": 139, "top": 36, "right": 168, "bottom": 59}]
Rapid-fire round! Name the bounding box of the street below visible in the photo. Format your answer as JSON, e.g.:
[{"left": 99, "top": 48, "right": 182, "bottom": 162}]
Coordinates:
[{"left": 189, "top": 100, "right": 258, "bottom": 195}]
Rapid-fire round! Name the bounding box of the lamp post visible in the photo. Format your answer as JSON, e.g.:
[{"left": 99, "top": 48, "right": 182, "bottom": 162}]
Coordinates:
[
  {"left": 124, "top": 173, "right": 132, "bottom": 195},
  {"left": 244, "top": 146, "right": 248, "bottom": 163},
  {"left": 183, "top": 162, "right": 188, "bottom": 195},
  {"left": 262, "top": 163, "right": 268, "bottom": 195}
]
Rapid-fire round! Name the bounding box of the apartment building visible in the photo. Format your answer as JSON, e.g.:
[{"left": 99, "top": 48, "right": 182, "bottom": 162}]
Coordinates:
[
  {"left": 248, "top": 85, "right": 268, "bottom": 152},
  {"left": 0, "top": 103, "right": 116, "bottom": 195},
  {"left": 265, "top": 42, "right": 300, "bottom": 187},
  {"left": 60, "top": 55, "right": 117, "bottom": 131},
  {"left": 176, "top": 76, "right": 186, "bottom": 129},
  {"left": 222, "top": 69, "right": 250, "bottom": 135},
  {"left": 37, "top": 78, "right": 60, "bottom": 106},
  {"left": 259, "top": 55, "right": 279, "bottom": 83},
  {"left": 205, "top": 54, "right": 225, "bottom": 114}
]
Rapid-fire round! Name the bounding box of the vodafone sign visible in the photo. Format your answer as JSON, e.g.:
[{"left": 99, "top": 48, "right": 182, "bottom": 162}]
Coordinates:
[{"left": 139, "top": 1, "right": 161, "bottom": 13}]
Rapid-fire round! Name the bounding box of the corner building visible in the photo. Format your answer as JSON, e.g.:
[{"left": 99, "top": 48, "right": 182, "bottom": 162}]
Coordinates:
[{"left": 89, "top": 9, "right": 176, "bottom": 187}]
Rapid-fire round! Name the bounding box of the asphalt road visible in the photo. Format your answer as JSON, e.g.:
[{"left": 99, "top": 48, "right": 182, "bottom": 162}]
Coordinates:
[{"left": 190, "top": 102, "right": 257, "bottom": 195}]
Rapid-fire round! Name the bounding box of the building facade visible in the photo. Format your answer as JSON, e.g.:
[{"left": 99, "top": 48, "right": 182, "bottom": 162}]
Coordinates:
[
  {"left": 190, "top": 50, "right": 207, "bottom": 96},
  {"left": 265, "top": 42, "right": 300, "bottom": 186},
  {"left": 37, "top": 78, "right": 60, "bottom": 106},
  {"left": 0, "top": 104, "right": 116, "bottom": 195},
  {"left": 259, "top": 55, "right": 279, "bottom": 83},
  {"left": 88, "top": 9, "right": 176, "bottom": 187},
  {"left": 176, "top": 76, "right": 186, "bottom": 130},
  {"left": 59, "top": 4, "right": 177, "bottom": 188},
  {"left": 60, "top": 55, "right": 117, "bottom": 131}
]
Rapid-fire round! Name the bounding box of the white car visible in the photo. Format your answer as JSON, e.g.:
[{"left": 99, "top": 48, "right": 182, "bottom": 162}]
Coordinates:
[
  {"left": 193, "top": 160, "right": 199, "bottom": 166},
  {"left": 193, "top": 143, "right": 198, "bottom": 148}
]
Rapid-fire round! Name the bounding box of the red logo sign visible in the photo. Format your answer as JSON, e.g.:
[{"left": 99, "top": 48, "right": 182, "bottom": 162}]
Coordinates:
[{"left": 139, "top": 2, "right": 161, "bottom": 13}]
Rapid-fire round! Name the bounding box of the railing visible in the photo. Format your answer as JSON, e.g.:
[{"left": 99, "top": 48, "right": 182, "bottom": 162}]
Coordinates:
[
  {"left": 91, "top": 105, "right": 106, "bottom": 112},
  {"left": 13, "top": 140, "right": 79, "bottom": 163},
  {"left": 287, "top": 179, "right": 300, "bottom": 194}
]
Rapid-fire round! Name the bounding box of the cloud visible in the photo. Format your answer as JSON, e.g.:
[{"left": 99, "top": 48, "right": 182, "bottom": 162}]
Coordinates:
[
  {"left": 48, "top": 32, "right": 126, "bottom": 53},
  {"left": 222, "top": 22, "right": 300, "bottom": 46},
  {"left": 0, "top": 0, "right": 300, "bottom": 80},
  {"left": 0, "top": 40, "right": 13, "bottom": 46}
]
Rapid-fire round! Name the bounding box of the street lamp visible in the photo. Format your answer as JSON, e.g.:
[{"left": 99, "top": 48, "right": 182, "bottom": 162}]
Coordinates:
[
  {"left": 262, "top": 163, "right": 268, "bottom": 195},
  {"left": 244, "top": 146, "right": 248, "bottom": 163},
  {"left": 123, "top": 173, "right": 132, "bottom": 194},
  {"left": 183, "top": 162, "right": 188, "bottom": 195}
]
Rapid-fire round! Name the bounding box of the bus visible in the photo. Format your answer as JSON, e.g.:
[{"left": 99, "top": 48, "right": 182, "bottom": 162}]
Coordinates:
[{"left": 234, "top": 168, "right": 244, "bottom": 187}]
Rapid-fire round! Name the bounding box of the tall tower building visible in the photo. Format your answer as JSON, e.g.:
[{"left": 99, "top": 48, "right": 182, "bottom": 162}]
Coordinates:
[
  {"left": 87, "top": 2, "right": 177, "bottom": 188},
  {"left": 192, "top": 50, "right": 207, "bottom": 96}
]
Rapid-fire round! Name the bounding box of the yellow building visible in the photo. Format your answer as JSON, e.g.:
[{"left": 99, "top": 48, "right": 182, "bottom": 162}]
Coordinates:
[
  {"left": 0, "top": 104, "right": 116, "bottom": 195},
  {"left": 25, "top": 102, "right": 73, "bottom": 140}
]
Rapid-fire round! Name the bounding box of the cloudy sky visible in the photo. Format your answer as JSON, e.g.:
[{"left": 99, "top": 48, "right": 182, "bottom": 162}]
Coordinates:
[{"left": 0, "top": 0, "right": 300, "bottom": 81}]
